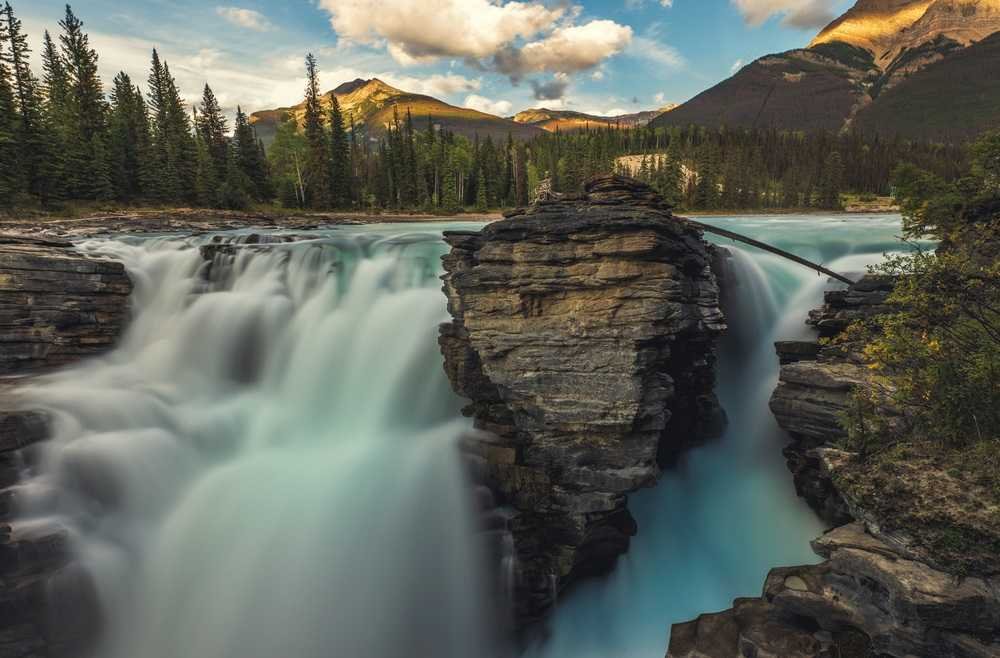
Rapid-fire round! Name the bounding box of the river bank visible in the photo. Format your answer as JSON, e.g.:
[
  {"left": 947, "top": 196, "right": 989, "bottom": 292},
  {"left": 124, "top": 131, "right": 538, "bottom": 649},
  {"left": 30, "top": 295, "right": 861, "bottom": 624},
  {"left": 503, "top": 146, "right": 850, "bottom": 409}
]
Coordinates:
[{"left": 0, "top": 200, "right": 901, "bottom": 240}]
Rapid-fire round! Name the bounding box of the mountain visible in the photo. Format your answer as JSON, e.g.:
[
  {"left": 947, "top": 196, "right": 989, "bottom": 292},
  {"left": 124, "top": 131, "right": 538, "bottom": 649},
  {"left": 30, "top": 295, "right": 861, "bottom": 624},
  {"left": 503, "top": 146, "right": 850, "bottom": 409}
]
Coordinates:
[
  {"left": 249, "top": 78, "right": 544, "bottom": 145},
  {"left": 653, "top": 0, "right": 1000, "bottom": 141},
  {"left": 512, "top": 105, "right": 678, "bottom": 132}
]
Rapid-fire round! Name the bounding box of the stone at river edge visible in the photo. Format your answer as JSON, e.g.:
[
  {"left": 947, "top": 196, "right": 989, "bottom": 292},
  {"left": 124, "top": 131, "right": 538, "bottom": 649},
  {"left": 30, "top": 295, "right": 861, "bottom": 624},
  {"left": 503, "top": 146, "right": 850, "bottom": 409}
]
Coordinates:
[
  {"left": 439, "top": 175, "right": 727, "bottom": 623},
  {"left": 0, "top": 234, "right": 132, "bottom": 657},
  {"left": 669, "top": 276, "right": 1000, "bottom": 658}
]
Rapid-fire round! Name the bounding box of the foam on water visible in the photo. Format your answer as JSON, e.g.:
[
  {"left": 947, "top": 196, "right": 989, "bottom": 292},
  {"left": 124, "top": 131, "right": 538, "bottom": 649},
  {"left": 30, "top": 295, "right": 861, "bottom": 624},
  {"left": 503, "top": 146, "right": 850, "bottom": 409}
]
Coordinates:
[{"left": 14, "top": 215, "right": 918, "bottom": 658}]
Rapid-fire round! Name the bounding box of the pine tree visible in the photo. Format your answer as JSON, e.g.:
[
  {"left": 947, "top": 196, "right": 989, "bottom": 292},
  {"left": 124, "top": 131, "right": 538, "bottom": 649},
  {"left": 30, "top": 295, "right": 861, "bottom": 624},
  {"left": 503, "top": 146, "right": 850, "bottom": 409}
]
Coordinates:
[
  {"left": 302, "top": 53, "right": 330, "bottom": 208},
  {"left": 146, "top": 51, "right": 196, "bottom": 202},
  {"left": 58, "top": 5, "right": 107, "bottom": 199},
  {"left": 39, "top": 30, "right": 68, "bottom": 201},
  {"left": 819, "top": 151, "right": 844, "bottom": 209},
  {"left": 233, "top": 106, "right": 268, "bottom": 201},
  {"left": 107, "top": 72, "right": 151, "bottom": 200},
  {"left": 2, "top": 2, "right": 46, "bottom": 199},
  {"left": 328, "top": 95, "right": 350, "bottom": 208},
  {"left": 0, "top": 20, "right": 18, "bottom": 205},
  {"left": 475, "top": 167, "right": 487, "bottom": 212},
  {"left": 218, "top": 140, "right": 252, "bottom": 210},
  {"left": 194, "top": 132, "right": 219, "bottom": 206},
  {"left": 196, "top": 83, "right": 228, "bottom": 181}
]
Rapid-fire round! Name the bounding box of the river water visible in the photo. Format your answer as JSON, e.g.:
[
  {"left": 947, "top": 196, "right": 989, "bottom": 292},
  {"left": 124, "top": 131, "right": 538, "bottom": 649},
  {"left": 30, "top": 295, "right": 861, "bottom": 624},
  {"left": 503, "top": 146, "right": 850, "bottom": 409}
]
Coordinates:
[{"left": 13, "top": 215, "right": 911, "bottom": 658}]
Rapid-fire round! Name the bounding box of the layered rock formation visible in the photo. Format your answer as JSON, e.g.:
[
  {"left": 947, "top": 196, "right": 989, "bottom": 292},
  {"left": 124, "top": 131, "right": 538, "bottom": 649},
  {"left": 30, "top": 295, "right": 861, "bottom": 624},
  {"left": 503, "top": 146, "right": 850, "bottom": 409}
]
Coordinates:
[
  {"left": 0, "top": 235, "right": 132, "bottom": 657},
  {"left": 439, "top": 176, "right": 726, "bottom": 622},
  {"left": 0, "top": 235, "right": 132, "bottom": 375},
  {"left": 669, "top": 275, "right": 1000, "bottom": 657},
  {"left": 668, "top": 522, "right": 1000, "bottom": 658}
]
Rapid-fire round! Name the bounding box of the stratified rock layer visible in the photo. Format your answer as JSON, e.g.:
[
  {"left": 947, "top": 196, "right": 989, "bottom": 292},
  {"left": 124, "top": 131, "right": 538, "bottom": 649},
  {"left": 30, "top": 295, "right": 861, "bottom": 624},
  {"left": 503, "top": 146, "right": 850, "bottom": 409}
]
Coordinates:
[
  {"left": 0, "top": 234, "right": 132, "bottom": 374},
  {"left": 668, "top": 523, "right": 1000, "bottom": 658},
  {"left": 0, "top": 234, "right": 132, "bottom": 657},
  {"left": 440, "top": 176, "right": 725, "bottom": 622},
  {"left": 670, "top": 275, "right": 1000, "bottom": 658}
]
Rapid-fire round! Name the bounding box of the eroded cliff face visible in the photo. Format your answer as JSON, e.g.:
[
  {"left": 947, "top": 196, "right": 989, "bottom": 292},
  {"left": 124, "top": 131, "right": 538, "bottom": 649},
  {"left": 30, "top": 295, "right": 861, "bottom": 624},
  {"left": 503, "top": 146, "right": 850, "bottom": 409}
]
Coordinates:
[
  {"left": 0, "top": 235, "right": 132, "bottom": 657},
  {"left": 669, "top": 275, "right": 1000, "bottom": 658},
  {"left": 439, "top": 176, "right": 726, "bottom": 622},
  {"left": 0, "top": 235, "right": 132, "bottom": 375}
]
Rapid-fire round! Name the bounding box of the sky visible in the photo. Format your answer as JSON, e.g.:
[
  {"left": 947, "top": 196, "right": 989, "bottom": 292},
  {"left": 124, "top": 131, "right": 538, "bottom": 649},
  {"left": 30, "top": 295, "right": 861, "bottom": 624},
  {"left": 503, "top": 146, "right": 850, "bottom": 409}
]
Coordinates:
[{"left": 19, "top": 0, "right": 855, "bottom": 119}]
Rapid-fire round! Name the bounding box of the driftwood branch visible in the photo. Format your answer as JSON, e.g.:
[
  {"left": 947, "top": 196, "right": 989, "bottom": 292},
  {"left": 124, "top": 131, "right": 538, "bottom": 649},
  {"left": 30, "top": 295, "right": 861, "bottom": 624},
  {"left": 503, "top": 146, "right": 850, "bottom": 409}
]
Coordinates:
[{"left": 683, "top": 218, "right": 856, "bottom": 286}]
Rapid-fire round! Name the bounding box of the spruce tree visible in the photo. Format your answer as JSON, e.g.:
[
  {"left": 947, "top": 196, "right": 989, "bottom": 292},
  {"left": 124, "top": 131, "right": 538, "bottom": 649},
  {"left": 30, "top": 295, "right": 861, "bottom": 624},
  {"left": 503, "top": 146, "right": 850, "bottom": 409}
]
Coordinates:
[
  {"left": 328, "top": 95, "right": 350, "bottom": 208},
  {"left": 475, "top": 168, "right": 487, "bottom": 212},
  {"left": 58, "top": 5, "right": 107, "bottom": 199},
  {"left": 196, "top": 84, "right": 228, "bottom": 182},
  {"left": 39, "top": 30, "right": 68, "bottom": 201},
  {"left": 147, "top": 52, "right": 197, "bottom": 202},
  {"left": 2, "top": 2, "right": 45, "bottom": 199},
  {"left": 108, "top": 72, "right": 151, "bottom": 200},
  {"left": 819, "top": 151, "right": 844, "bottom": 209},
  {"left": 233, "top": 106, "right": 267, "bottom": 201},
  {"left": 0, "top": 23, "right": 18, "bottom": 205},
  {"left": 302, "top": 53, "right": 330, "bottom": 208}
]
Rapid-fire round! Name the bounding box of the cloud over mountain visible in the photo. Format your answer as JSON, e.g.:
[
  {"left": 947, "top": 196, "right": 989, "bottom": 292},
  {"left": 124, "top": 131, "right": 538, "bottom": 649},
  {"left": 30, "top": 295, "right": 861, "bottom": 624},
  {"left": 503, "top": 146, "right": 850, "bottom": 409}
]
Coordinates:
[
  {"left": 731, "top": 0, "right": 836, "bottom": 28},
  {"left": 317, "top": 0, "right": 632, "bottom": 77}
]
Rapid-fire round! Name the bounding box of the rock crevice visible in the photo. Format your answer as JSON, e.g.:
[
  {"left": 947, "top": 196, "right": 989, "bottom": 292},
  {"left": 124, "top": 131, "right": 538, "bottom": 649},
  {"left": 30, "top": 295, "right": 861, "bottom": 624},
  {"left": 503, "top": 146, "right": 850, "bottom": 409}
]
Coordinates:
[{"left": 439, "top": 176, "right": 726, "bottom": 622}]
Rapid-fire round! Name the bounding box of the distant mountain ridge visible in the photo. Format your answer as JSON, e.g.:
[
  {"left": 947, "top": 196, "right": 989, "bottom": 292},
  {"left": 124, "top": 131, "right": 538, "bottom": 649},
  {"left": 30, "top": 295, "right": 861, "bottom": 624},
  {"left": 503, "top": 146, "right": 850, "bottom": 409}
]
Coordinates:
[
  {"left": 654, "top": 0, "right": 1000, "bottom": 141},
  {"left": 512, "top": 105, "right": 677, "bottom": 132},
  {"left": 249, "top": 78, "right": 544, "bottom": 145}
]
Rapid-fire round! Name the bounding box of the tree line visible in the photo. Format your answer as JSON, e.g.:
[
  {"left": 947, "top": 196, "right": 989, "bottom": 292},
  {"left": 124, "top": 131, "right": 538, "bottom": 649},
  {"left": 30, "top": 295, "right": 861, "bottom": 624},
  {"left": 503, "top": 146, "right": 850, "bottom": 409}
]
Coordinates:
[
  {"left": 0, "top": 3, "right": 971, "bottom": 214},
  {"left": 0, "top": 3, "right": 268, "bottom": 210}
]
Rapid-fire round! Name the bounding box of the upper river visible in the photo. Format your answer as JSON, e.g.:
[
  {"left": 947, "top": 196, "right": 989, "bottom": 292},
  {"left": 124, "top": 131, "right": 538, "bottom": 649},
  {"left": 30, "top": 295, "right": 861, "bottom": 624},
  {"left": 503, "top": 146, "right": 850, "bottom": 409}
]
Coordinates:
[{"left": 15, "top": 214, "right": 914, "bottom": 658}]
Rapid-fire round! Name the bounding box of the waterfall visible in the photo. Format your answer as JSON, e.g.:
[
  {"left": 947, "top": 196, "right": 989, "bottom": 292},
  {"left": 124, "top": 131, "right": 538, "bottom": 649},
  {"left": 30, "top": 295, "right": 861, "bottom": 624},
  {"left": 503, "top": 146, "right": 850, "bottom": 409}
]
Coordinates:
[
  {"left": 10, "top": 215, "right": 921, "bottom": 658},
  {"left": 526, "top": 214, "right": 919, "bottom": 658},
  {"left": 14, "top": 230, "right": 495, "bottom": 658}
]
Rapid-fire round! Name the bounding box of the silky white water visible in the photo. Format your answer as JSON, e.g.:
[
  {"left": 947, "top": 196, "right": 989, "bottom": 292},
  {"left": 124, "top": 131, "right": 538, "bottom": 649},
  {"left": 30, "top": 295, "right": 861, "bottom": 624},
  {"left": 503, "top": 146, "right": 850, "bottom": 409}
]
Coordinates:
[
  {"left": 528, "top": 213, "right": 925, "bottom": 658},
  {"left": 13, "top": 215, "right": 918, "bottom": 658},
  {"left": 16, "top": 224, "right": 494, "bottom": 658}
]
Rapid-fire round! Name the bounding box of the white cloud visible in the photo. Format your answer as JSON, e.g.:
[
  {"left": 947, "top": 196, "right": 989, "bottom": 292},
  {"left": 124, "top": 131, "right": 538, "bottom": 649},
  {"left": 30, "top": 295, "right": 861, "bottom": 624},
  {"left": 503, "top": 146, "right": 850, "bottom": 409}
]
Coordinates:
[
  {"left": 317, "top": 0, "right": 631, "bottom": 76},
  {"left": 319, "top": 0, "right": 561, "bottom": 62},
  {"left": 591, "top": 69, "right": 605, "bottom": 81},
  {"left": 628, "top": 37, "right": 684, "bottom": 68},
  {"left": 731, "top": 0, "right": 836, "bottom": 29},
  {"left": 464, "top": 94, "right": 513, "bottom": 116},
  {"left": 660, "top": 0, "right": 674, "bottom": 6},
  {"left": 215, "top": 7, "right": 274, "bottom": 32},
  {"left": 654, "top": 92, "right": 666, "bottom": 104},
  {"left": 382, "top": 73, "right": 481, "bottom": 96},
  {"left": 514, "top": 20, "right": 633, "bottom": 75},
  {"left": 731, "top": 58, "right": 745, "bottom": 73}
]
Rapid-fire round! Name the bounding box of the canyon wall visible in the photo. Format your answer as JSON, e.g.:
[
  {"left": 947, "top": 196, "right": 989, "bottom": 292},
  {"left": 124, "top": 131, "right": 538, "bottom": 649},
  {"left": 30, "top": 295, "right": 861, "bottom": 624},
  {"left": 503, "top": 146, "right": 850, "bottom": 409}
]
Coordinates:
[
  {"left": 669, "top": 276, "right": 1000, "bottom": 658},
  {"left": 439, "top": 176, "right": 727, "bottom": 622},
  {"left": 0, "top": 235, "right": 132, "bottom": 657}
]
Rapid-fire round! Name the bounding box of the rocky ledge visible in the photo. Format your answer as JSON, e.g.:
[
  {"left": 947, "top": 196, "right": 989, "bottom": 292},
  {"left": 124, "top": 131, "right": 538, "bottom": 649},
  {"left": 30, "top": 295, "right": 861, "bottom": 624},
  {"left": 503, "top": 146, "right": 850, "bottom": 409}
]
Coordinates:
[
  {"left": 669, "top": 275, "right": 1000, "bottom": 657},
  {"left": 0, "top": 234, "right": 133, "bottom": 657},
  {"left": 0, "top": 234, "right": 132, "bottom": 375},
  {"left": 439, "top": 176, "right": 726, "bottom": 623}
]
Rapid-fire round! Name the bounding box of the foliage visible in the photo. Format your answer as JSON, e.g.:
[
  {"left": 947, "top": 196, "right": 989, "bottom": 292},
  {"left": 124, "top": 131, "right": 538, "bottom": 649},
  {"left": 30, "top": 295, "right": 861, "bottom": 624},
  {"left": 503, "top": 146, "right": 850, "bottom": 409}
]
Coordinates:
[{"left": 845, "top": 130, "right": 1000, "bottom": 450}]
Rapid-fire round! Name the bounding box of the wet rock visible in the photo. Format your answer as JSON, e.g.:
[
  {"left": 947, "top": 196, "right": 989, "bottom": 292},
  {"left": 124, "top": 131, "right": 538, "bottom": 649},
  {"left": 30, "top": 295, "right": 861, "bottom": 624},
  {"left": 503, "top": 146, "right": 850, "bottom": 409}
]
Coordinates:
[
  {"left": 439, "top": 175, "right": 726, "bottom": 623},
  {"left": 0, "top": 234, "right": 132, "bottom": 375},
  {"left": 668, "top": 523, "right": 1000, "bottom": 658}
]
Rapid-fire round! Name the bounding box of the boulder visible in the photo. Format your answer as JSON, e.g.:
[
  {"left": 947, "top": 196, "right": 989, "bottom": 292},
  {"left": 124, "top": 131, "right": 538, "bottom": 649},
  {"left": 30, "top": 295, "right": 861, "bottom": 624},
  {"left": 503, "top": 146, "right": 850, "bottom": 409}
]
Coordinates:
[
  {"left": 0, "top": 234, "right": 132, "bottom": 374},
  {"left": 440, "top": 176, "right": 726, "bottom": 622},
  {"left": 668, "top": 523, "right": 1000, "bottom": 658}
]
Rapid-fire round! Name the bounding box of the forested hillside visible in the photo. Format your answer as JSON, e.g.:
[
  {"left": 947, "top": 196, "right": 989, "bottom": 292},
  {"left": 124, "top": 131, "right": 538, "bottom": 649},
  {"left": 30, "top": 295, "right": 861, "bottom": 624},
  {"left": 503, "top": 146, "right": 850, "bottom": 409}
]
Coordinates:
[{"left": 0, "top": 3, "right": 971, "bottom": 215}]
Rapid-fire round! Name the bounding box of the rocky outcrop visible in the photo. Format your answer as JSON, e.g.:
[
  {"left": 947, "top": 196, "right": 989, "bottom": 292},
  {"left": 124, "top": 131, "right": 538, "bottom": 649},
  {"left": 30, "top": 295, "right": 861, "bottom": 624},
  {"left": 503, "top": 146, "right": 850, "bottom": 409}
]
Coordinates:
[
  {"left": 670, "top": 273, "right": 1000, "bottom": 657},
  {"left": 0, "top": 234, "right": 132, "bottom": 375},
  {"left": 768, "top": 275, "right": 897, "bottom": 525},
  {"left": 668, "top": 522, "right": 1000, "bottom": 658},
  {"left": 0, "top": 235, "right": 133, "bottom": 657},
  {"left": 440, "top": 176, "right": 726, "bottom": 623}
]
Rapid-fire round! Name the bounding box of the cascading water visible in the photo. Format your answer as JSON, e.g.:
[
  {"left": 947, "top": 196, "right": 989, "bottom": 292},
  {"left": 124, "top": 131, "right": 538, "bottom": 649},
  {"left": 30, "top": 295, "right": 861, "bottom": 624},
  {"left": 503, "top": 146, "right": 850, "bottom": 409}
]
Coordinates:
[
  {"left": 14, "top": 225, "right": 496, "bottom": 658},
  {"left": 526, "top": 214, "right": 925, "bottom": 658},
  {"left": 11, "top": 214, "right": 922, "bottom": 658}
]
